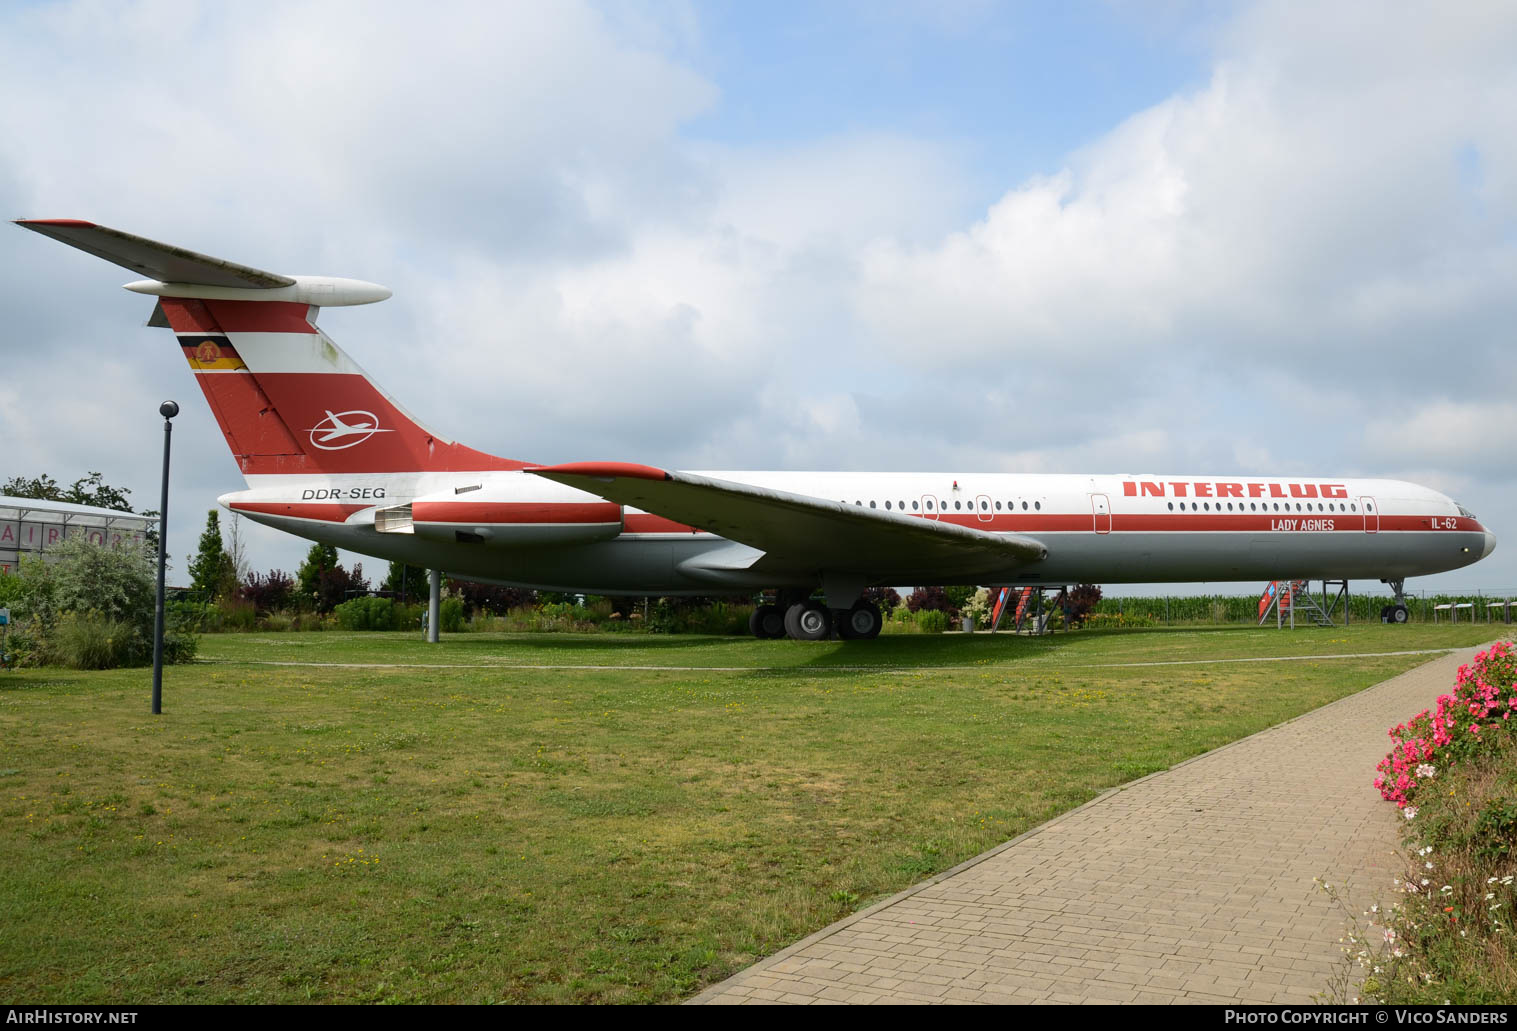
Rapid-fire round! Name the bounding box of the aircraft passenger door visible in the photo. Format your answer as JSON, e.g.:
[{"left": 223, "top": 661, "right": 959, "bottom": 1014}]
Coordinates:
[
  {"left": 1360, "top": 496, "right": 1379, "bottom": 534},
  {"left": 1091, "top": 493, "right": 1111, "bottom": 535},
  {"left": 920, "top": 495, "right": 939, "bottom": 521},
  {"left": 975, "top": 494, "right": 993, "bottom": 523}
]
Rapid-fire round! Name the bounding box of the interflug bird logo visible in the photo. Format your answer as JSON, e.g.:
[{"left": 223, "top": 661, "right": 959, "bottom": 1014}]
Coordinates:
[{"left": 307, "top": 410, "right": 395, "bottom": 451}]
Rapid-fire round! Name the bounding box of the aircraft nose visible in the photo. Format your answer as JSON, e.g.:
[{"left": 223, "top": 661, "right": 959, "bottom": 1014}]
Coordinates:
[{"left": 1483, "top": 531, "right": 1497, "bottom": 559}]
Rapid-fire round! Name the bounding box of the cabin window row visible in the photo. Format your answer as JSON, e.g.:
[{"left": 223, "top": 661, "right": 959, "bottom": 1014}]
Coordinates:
[
  {"left": 1166, "top": 501, "right": 1364, "bottom": 513},
  {"left": 835, "top": 498, "right": 1372, "bottom": 515},
  {"left": 844, "top": 498, "right": 1042, "bottom": 511}
]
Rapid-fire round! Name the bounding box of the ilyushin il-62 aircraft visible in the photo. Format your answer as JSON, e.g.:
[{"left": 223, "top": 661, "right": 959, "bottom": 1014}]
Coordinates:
[{"left": 16, "top": 220, "right": 1496, "bottom": 640}]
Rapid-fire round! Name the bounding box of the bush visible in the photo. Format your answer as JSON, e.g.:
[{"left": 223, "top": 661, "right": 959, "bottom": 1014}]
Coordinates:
[
  {"left": 914, "top": 609, "right": 949, "bottom": 634},
  {"left": 906, "top": 587, "right": 956, "bottom": 617},
  {"left": 161, "top": 625, "right": 198, "bottom": 665},
  {"left": 332, "top": 598, "right": 422, "bottom": 632},
  {"left": 241, "top": 569, "right": 294, "bottom": 613},
  {"left": 440, "top": 597, "right": 466, "bottom": 633},
  {"left": 1069, "top": 583, "right": 1102, "bottom": 621},
  {"left": 643, "top": 598, "right": 752, "bottom": 635},
  {"left": 208, "top": 598, "right": 258, "bottom": 632},
  {"left": 334, "top": 596, "right": 400, "bottom": 631},
  {"left": 50, "top": 612, "right": 141, "bottom": 669},
  {"left": 679, "top": 601, "right": 751, "bottom": 635},
  {"left": 447, "top": 579, "right": 538, "bottom": 616},
  {"left": 0, "top": 572, "right": 23, "bottom": 609},
  {"left": 1376, "top": 641, "right": 1517, "bottom": 809},
  {"left": 5, "top": 536, "right": 196, "bottom": 669},
  {"left": 960, "top": 588, "right": 992, "bottom": 629},
  {"left": 1344, "top": 641, "right": 1517, "bottom": 1003}
]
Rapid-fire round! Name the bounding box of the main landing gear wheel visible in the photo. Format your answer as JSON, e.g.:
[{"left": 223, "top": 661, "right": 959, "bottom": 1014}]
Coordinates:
[
  {"left": 749, "top": 604, "right": 786, "bottom": 639},
  {"left": 784, "top": 600, "right": 831, "bottom": 641},
  {"left": 1389, "top": 603, "right": 1409, "bottom": 624},
  {"left": 837, "top": 600, "right": 883, "bottom": 640}
]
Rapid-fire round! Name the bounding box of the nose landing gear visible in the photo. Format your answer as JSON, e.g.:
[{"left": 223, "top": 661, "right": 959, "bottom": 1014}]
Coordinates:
[{"left": 1379, "top": 579, "right": 1410, "bottom": 624}]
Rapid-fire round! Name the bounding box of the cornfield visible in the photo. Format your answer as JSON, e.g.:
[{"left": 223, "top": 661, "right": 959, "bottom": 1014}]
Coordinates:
[{"left": 1089, "top": 591, "right": 1517, "bottom": 625}]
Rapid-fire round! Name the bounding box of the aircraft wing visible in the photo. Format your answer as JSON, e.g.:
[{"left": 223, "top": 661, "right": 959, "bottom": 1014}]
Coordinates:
[
  {"left": 13, "top": 219, "right": 295, "bottom": 288},
  {"left": 526, "top": 462, "right": 1048, "bottom": 581}
]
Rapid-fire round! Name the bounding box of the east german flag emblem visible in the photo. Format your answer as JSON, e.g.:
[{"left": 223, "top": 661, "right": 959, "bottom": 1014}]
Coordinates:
[{"left": 181, "top": 336, "right": 248, "bottom": 371}]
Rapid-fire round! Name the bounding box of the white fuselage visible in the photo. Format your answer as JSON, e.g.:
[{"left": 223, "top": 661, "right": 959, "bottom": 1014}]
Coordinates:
[{"left": 223, "top": 469, "right": 1496, "bottom": 593}]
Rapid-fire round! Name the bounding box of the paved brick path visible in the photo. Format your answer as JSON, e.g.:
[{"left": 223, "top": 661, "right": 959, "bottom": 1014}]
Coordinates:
[{"left": 691, "top": 645, "right": 1488, "bottom": 1005}]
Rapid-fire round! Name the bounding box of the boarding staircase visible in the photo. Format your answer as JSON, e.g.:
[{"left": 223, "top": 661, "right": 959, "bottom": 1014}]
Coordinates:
[
  {"left": 1258, "top": 580, "right": 1339, "bottom": 628},
  {"left": 989, "top": 586, "right": 1069, "bottom": 635}
]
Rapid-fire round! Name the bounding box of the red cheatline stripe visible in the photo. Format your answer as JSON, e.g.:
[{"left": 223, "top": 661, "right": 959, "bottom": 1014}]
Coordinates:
[
  {"left": 527, "top": 461, "right": 669, "bottom": 481},
  {"left": 412, "top": 502, "right": 621, "bottom": 525},
  {"left": 619, "top": 512, "right": 1473, "bottom": 536},
  {"left": 230, "top": 502, "right": 368, "bottom": 522},
  {"left": 911, "top": 513, "right": 1483, "bottom": 534}
]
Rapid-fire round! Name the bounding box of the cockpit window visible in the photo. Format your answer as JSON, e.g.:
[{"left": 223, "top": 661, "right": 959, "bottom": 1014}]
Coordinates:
[{"left": 1456, "top": 503, "right": 1477, "bottom": 520}]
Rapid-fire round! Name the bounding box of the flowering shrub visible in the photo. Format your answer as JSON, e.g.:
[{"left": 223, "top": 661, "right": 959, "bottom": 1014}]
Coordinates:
[
  {"left": 960, "top": 588, "right": 992, "bottom": 629},
  {"left": 1375, "top": 641, "right": 1516, "bottom": 808},
  {"left": 1338, "top": 641, "right": 1517, "bottom": 1002}
]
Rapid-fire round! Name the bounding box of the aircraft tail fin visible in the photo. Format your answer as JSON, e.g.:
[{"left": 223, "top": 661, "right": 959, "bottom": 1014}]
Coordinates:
[{"left": 14, "top": 219, "right": 528, "bottom": 481}]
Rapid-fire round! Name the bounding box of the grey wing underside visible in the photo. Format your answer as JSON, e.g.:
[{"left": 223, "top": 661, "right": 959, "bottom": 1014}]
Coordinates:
[{"left": 527, "top": 463, "right": 1048, "bottom": 583}]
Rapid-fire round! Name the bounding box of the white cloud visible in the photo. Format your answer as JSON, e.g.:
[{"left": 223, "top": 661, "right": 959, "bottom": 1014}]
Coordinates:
[{"left": 1364, "top": 399, "right": 1517, "bottom": 471}]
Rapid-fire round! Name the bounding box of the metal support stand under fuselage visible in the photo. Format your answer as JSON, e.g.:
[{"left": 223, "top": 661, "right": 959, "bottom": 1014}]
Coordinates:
[
  {"left": 1002, "top": 585, "right": 1071, "bottom": 635},
  {"left": 427, "top": 569, "right": 441, "bottom": 643}
]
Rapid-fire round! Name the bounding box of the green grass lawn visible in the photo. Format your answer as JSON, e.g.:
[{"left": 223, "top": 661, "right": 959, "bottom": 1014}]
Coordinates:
[{"left": 0, "top": 624, "right": 1503, "bottom": 1003}]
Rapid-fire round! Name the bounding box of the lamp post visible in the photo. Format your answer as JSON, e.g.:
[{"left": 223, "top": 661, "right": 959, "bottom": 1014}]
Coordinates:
[{"left": 151, "top": 400, "right": 178, "bottom": 715}]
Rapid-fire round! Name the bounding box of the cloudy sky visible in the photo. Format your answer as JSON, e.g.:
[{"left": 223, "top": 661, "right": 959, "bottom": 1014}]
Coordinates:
[{"left": 2, "top": 0, "right": 1513, "bottom": 596}]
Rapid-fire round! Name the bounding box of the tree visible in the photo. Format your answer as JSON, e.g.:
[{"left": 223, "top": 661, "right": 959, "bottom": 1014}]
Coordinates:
[
  {"left": 224, "top": 512, "right": 250, "bottom": 584},
  {"left": 906, "top": 586, "right": 956, "bottom": 616},
  {"left": 3, "top": 471, "right": 135, "bottom": 512},
  {"left": 295, "top": 545, "right": 368, "bottom": 612},
  {"left": 943, "top": 585, "right": 977, "bottom": 613},
  {"left": 446, "top": 577, "right": 536, "bottom": 615},
  {"left": 2, "top": 474, "right": 61, "bottom": 501},
  {"left": 188, "top": 510, "right": 237, "bottom": 602},
  {"left": 382, "top": 561, "right": 428, "bottom": 604},
  {"left": 1069, "top": 584, "right": 1103, "bottom": 623},
  {"left": 317, "top": 562, "right": 369, "bottom": 612},
  {"left": 296, "top": 543, "right": 339, "bottom": 608},
  {"left": 241, "top": 569, "right": 294, "bottom": 613}
]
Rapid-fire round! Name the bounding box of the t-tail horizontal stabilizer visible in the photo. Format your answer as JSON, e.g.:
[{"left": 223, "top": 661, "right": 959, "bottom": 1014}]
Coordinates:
[{"left": 12, "top": 219, "right": 390, "bottom": 306}]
